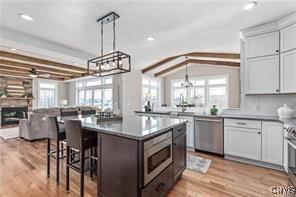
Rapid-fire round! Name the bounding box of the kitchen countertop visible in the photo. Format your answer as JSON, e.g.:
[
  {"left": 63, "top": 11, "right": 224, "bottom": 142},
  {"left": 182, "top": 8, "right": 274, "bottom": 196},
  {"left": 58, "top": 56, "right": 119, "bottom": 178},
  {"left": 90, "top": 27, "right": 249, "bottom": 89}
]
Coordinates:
[
  {"left": 135, "top": 111, "right": 296, "bottom": 126},
  {"left": 58, "top": 114, "right": 188, "bottom": 141}
]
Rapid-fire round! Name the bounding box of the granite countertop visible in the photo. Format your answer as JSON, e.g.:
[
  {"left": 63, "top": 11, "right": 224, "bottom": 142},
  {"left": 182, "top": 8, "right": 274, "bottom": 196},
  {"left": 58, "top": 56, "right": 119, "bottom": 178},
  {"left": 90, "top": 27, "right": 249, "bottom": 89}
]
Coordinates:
[
  {"left": 134, "top": 111, "right": 296, "bottom": 126},
  {"left": 58, "top": 114, "right": 188, "bottom": 141}
]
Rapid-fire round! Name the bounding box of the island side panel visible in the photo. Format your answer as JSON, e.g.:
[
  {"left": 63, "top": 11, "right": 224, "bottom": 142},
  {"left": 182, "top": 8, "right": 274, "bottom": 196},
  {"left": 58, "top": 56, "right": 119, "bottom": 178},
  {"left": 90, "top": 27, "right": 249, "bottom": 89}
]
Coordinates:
[{"left": 98, "top": 133, "right": 140, "bottom": 197}]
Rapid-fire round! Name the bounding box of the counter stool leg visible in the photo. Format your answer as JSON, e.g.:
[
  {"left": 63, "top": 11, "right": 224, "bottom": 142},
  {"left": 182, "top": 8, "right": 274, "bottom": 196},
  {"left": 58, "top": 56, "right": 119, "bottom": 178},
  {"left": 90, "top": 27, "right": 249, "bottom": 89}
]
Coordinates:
[
  {"left": 66, "top": 145, "right": 70, "bottom": 191},
  {"left": 80, "top": 149, "right": 85, "bottom": 197},
  {"left": 90, "top": 147, "right": 93, "bottom": 179},
  {"left": 47, "top": 138, "right": 50, "bottom": 177},
  {"left": 56, "top": 140, "right": 60, "bottom": 184}
]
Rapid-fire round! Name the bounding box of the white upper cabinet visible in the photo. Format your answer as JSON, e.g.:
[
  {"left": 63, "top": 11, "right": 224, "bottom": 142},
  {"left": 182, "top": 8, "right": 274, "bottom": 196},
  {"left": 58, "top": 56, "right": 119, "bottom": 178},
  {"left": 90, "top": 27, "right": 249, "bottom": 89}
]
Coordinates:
[
  {"left": 262, "top": 121, "right": 283, "bottom": 165},
  {"left": 280, "top": 50, "right": 296, "bottom": 93},
  {"left": 281, "top": 23, "right": 296, "bottom": 53},
  {"left": 245, "top": 31, "right": 279, "bottom": 58},
  {"left": 245, "top": 55, "right": 279, "bottom": 94}
]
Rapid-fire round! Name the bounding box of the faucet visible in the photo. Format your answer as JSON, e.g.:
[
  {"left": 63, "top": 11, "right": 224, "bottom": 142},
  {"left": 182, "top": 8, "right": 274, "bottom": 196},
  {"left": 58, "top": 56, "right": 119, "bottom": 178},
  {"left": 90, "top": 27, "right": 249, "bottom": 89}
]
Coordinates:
[{"left": 179, "top": 93, "right": 187, "bottom": 113}]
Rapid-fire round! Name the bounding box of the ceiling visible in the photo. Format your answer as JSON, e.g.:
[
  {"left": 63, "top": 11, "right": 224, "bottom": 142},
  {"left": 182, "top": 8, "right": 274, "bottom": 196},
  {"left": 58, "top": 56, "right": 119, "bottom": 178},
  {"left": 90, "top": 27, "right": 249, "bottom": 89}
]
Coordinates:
[{"left": 1, "top": 0, "right": 295, "bottom": 71}]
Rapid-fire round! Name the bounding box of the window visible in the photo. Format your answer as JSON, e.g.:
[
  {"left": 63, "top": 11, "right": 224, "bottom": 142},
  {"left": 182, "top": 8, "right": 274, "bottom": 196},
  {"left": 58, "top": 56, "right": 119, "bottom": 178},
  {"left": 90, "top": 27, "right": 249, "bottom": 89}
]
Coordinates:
[
  {"left": 171, "top": 75, "right": 228, "bottom": 110},
  {"left": 142, "top": 76, "right": 161, "bottom": 106},
  {"left": 38, "top": 81, "right": 57, "bottom": 108},
  {"left": 76, "top": 77, "right": 112, "bottom": 110}
]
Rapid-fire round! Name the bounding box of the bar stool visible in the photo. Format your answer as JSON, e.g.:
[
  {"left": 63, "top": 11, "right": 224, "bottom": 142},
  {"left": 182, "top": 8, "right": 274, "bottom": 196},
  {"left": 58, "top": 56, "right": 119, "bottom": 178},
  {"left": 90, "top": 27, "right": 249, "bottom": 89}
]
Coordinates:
[
  {"left": 64, "top": 119, "right": 97, "bottom": 197},
  {"left": 45, "top": 115, "right": 67, "bottom": 184}
]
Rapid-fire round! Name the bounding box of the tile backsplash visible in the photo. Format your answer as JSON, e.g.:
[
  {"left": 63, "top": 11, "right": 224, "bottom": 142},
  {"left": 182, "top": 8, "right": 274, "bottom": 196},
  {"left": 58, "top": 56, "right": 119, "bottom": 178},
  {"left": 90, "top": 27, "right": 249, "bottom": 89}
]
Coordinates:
[{"left": 224, "top": 94, "right": 296, "bottom": 117}]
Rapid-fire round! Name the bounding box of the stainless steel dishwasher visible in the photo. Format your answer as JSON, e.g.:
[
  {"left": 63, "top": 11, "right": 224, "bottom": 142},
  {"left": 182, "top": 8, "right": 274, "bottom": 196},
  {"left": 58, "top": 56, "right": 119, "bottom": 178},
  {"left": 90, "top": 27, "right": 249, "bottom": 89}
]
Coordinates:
[{"left": 194, "top": 117, "right": 224, "bottom": 155}]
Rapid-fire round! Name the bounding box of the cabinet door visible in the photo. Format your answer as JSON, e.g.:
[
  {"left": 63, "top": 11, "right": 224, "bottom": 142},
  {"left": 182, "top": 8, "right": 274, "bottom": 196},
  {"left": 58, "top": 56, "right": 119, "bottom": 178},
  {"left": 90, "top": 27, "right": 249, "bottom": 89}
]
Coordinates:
[
  {"left": 224, "top": 127, "right": 261, "bottom": 160},
  {"left": 245, "top": 31, "right": 279, "bottom": 58},
  {"left": 173, "top": 134, "right": 186, "bottom": 181},
  {"left": 186, "top": 121, "right": 194, "bottom": 149},
  {"left": 262, "top": 121, "right": 283, "bottom": 165},
  {"left": 281, "top": 23, "right": 296, "bottom": 53},
  {"left": 245, "top": 55, "right": 280, "bottom": 94},
  {"left": 280, "top": 50, "right": 296, "bottom": 93}
]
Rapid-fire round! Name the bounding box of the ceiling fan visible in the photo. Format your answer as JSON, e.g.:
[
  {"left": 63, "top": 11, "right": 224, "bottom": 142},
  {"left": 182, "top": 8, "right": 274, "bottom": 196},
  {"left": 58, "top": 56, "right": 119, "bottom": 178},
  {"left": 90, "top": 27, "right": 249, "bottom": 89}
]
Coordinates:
[{"left": 28, "top": 68, "right": 50, "bottom": 78}]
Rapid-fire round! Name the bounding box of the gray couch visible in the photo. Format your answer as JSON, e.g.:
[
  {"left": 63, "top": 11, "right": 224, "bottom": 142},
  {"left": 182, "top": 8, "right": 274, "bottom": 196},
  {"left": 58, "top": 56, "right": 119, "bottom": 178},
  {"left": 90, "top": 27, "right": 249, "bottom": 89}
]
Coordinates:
[{"left": 19, "top": 106, "right": 96, "bottom": 141}]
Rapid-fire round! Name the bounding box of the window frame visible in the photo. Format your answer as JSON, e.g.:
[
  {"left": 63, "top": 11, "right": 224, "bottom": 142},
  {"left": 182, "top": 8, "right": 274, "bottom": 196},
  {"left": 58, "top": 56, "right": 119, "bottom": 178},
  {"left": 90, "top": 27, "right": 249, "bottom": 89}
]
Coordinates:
[
  {"left": 141, "top": 76, "right": 161, "bottom": 106},
  {"left": 38, "top": 80, "right": 58, "bottom": 108},
  {"left": 75, "top": 77, "right": 113, "bottom": 110},
  {"left": 171, "top": 75, "right": 229, "bottom": 109}
]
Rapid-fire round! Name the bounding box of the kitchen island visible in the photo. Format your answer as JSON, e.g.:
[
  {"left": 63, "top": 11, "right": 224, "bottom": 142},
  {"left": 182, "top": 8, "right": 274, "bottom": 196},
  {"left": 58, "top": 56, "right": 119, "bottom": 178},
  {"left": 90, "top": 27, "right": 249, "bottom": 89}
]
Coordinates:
[{"left": 58, "top": 115, "right": 187, "bottom": 197}]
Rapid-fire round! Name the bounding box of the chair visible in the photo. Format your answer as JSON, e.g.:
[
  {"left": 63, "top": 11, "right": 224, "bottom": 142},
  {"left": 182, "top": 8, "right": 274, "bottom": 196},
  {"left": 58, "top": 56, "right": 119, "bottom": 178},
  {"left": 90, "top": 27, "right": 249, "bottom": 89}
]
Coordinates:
[
  {"left": 64, "top": 119, "right": 97, "bottom": 197},
  {"left": 45, "top": 115, "right": 66, "bottom": 184}
]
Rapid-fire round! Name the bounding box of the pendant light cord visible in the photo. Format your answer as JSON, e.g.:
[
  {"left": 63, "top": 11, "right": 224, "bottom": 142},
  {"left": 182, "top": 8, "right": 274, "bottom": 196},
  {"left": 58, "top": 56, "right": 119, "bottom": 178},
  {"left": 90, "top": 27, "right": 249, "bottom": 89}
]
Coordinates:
[
  {"left": 113, "top": 16, "right": 116, "bottom": 52},
  {"left": 185, "top": 57, "right": 188, "bottom": 75},
  {"left": 101, "top": 21, "right": 104, "bottom": 57}
]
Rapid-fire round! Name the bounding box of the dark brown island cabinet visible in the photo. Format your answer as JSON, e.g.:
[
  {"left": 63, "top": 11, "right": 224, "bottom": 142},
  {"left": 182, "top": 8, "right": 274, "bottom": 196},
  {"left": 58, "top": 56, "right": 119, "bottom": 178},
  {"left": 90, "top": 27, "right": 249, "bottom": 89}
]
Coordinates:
[{"left": 97, "top": 123, "right": 187, "bottom": 197}]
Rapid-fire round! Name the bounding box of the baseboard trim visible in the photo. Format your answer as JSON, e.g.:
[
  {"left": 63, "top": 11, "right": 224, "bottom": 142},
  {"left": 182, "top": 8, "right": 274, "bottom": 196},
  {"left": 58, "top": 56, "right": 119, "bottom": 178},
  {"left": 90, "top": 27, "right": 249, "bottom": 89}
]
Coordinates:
[{"left": 224, "top": 154, "right": 284, "bottom": 171}]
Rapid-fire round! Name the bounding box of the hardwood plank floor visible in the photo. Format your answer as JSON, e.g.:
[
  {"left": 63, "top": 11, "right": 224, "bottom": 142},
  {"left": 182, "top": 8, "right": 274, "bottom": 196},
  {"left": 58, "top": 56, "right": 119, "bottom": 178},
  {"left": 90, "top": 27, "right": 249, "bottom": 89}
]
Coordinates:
[{"left": 0, "top": 138, "right": 288, "bottom": 197}]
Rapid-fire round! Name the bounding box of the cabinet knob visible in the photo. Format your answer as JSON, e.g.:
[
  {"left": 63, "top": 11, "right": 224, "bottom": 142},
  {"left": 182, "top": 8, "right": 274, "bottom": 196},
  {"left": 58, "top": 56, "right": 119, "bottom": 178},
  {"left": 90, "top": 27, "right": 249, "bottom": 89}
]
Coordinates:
[
  {"left": 276, "top": 89, "right": 279, "bottom": 92},
  {"left": 276, "top": 50, "right": 279, "bottom": 53},
  {"left": 258, "top": 132, "right": 261, "bottom": 135}
]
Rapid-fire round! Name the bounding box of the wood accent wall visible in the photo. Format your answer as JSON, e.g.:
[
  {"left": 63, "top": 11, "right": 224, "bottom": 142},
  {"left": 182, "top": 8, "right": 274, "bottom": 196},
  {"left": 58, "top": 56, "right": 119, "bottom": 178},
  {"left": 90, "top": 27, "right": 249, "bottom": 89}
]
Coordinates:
[{"left": 0, "top": 76, "right": 33, "bottom": 111}]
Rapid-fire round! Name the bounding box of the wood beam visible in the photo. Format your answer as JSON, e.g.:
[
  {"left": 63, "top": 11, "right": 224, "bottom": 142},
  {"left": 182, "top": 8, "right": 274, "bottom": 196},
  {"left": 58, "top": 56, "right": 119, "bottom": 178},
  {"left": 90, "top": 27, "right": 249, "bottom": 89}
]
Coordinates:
[
  {"left": 0, "top": 65, "right": 71, "bottom": 80},
  {"left": 0, "top": 59, "right": 81, "bottom": 77},
  {"left": 154, "top": 59, "right": 240, "bottom": 77},
  {"left": 0, "top": 70, "right": 66, "bottom": 81},
  {"left": 142, "top": 52, "right": 240, "bottom": 74},
  {"left": 0, "top": 51, "right": 87, "bottom": 73}
]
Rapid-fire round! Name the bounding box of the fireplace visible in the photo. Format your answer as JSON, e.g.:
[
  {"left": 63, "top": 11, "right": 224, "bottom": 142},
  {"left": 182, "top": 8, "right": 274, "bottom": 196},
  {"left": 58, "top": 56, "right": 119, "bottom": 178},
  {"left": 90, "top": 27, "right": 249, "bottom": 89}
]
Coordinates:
[{"left": 1, "top": 107, "right": 28, "bottom": 126}]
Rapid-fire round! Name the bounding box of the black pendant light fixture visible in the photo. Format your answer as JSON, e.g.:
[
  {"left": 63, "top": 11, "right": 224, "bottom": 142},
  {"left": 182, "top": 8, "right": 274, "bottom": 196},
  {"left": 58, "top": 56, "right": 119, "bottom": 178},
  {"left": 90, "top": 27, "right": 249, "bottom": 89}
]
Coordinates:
[
  {"left": 87, "top": 12, "right": 131, "bottom": 77},
  {"left": 181, "top": 57, "right": 193, "bottom": 88}
]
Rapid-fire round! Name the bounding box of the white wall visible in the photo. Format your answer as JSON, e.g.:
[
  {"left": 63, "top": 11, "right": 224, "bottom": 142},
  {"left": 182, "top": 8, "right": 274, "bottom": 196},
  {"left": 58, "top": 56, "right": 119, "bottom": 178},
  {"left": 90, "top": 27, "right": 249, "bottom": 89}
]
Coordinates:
[
  {"left": 163, "top": 64, "right": 240, "bottom": 108},
  {"left": 32, "top": 78, "right": 69, "bottom": 109},
  {"left": 122, "top": 70, "right": 142, "bottom": 116}
]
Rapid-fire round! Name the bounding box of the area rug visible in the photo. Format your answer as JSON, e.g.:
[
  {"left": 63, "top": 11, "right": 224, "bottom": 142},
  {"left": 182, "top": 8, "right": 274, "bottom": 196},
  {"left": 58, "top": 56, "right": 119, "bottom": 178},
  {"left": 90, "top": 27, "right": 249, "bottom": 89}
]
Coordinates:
[
  {"left": 187, "top": 154, "right": 212, "bottom": 174},
  {"left": 0, "top": 127, "right": 19, "bottom": 140}
]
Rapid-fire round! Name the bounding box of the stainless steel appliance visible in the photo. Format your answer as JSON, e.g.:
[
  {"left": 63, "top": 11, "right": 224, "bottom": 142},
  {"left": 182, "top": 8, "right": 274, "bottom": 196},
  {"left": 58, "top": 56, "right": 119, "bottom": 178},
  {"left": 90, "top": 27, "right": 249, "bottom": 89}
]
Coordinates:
[
  {"left": 144, "top": 131, "right": 172, "bottom": 186},
  {"left": 286, "top": 124, "right": 296, "bottom": 187},
  {"left": 194, "top": 117, "right": 224, "bottom": 155}
]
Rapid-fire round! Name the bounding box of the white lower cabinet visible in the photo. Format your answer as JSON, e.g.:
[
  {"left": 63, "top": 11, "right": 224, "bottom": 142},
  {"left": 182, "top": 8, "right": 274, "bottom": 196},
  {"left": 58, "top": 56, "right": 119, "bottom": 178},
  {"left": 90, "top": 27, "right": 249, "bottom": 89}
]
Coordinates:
[
  {"left": 283, "top": 130, "right": 288, "bottom": 173},
  {"left": 224, "top": 119, "right": 284, "bottom": 167},
  {"left": 224, "top": 126, "right": 261, "bottom": 160},
  {"left": 178, "top": 116, "right": 194, "bottom": 149},
  {"left": 262, "top": 121, "right": 283, "bottom": 165}
]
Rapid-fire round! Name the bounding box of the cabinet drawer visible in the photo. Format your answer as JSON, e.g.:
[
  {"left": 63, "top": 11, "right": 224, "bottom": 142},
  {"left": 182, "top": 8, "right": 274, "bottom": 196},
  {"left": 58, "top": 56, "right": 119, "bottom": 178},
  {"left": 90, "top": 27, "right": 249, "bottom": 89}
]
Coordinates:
[
  {"left": 173, "top": 124, "right": 186, "bottom": 139},
  {"left": 224, "top": 118, "right": 261, "bottom": 129},
  {"left": 141, "top": 164, "right": 173, "bottom": 197}
]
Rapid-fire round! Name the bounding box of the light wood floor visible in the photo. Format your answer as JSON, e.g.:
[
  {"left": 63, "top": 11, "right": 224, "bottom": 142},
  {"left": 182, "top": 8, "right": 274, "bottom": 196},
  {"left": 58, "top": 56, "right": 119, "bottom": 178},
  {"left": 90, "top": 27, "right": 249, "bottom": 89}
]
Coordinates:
[{"left": 0, "top": 138, "right": 288, "bottom": 197}]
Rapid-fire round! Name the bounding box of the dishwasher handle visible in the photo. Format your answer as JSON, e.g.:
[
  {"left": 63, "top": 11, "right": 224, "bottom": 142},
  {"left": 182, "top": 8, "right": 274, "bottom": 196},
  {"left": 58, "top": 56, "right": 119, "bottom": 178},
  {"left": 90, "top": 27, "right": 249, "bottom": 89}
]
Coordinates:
[{"left": 195, "top": 118, "right": 223, "bottom": 123}]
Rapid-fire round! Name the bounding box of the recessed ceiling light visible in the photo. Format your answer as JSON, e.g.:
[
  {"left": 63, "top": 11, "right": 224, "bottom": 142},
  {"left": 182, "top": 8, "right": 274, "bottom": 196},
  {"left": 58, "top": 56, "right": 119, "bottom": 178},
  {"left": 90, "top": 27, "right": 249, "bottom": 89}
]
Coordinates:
[
  {"left": 10, "top": 48, "right": 16, "bottom": 51},
  {"left": 147, "top": 37, "right": 154, "bottom": 41},
  {"left": 244, "top": 2, "right": 257, "bottom": 10},
  {"left": 19, "top": 13, "right": 34, "bottom": 21}
]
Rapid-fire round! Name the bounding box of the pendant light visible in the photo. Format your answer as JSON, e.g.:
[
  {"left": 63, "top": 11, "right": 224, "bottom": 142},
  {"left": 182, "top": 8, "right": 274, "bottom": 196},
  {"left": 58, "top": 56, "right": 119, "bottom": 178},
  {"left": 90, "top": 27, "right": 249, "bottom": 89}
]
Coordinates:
[
  {"left": 181, "top": 57, "right": 193, "bottom": 88},
  {"left": 87, "top": 12, "right": 131, "bottom": 77}
]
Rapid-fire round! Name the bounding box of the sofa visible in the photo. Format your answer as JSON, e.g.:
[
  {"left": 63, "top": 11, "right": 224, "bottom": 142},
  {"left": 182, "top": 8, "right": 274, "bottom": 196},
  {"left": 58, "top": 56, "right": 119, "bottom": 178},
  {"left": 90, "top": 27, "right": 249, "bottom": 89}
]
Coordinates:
[{"left": 19, "top": 106, "right": 96, "bottom": 141}]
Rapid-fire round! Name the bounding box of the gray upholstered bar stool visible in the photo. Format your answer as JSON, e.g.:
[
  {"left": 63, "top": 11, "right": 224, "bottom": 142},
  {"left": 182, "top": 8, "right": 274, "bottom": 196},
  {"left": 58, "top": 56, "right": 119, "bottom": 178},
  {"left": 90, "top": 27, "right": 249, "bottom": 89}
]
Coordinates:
[
  {"left": 45, "top": 115, "right": 67, "bottom": 184},
  {"left": 64, "top": 119, "right": 97, "bottom": 197}
]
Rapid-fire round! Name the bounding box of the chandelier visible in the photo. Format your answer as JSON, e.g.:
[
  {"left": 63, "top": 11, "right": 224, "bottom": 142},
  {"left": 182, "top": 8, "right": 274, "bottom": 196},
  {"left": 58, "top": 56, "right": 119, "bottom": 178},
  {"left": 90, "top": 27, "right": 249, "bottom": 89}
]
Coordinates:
[
  {"left": 87, "top": 12, "right": 131, "bottom": 77},
  {"left": 181, "top": 57, "right": 193, "bottom": 88}
]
